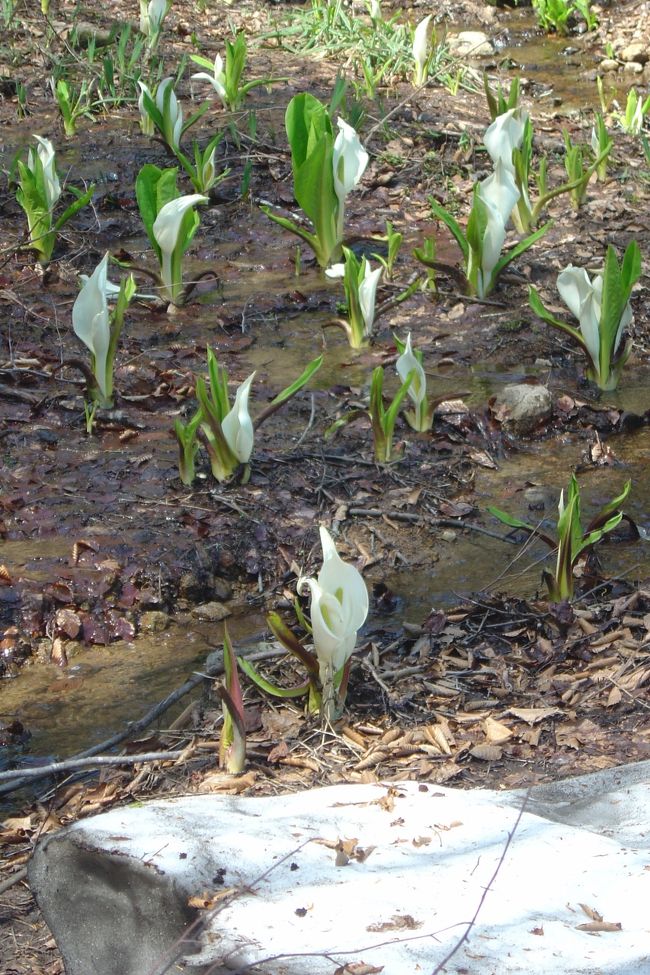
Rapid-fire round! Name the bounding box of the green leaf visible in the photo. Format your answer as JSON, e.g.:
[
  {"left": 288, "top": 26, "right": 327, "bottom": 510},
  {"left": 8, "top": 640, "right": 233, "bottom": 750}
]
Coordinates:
[
  {"left": 267, "top": 611, "right": 319, "bottom": 676},
  {"left": 238, "top": 656, "right": 310, "bottom": 698},
  {"left": 487, "top": 505, "right": 556, "bottom": 549},
  {"left": 135, "top": 164, "right": 165, "bottom": 258},
  {"left": 52, "top": 183, "right": 96, "bottom": 234},
  {"left": 428, "top": 196, "right": 468, "bottom": 261},
  {"left": 268, "top": 354, "right": 323, "bottom": 407},
  {"left": 491, "top": 220, "right": 551, "bottom": 285}
]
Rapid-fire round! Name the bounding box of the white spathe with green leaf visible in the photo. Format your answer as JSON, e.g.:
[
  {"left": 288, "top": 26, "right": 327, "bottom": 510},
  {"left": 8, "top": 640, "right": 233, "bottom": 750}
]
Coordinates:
[
  {"left": 191, "top": 54, "right": 227, "bottom": 106},
  {"left": 412, "top": 15, "right": 432, "bottom": 86},
  {"left": 298, "top": 527, "right": 369, "bottom": 684},
  {"left": 152, "top": 193, "right": 208, "bottom": 303},
  {"left": 156, "top": 78, "right": 182, "bottom": 152},
  {"left": 359, "top": 260, "right": 382, "bottom": 333},
  {"left": 72, "top": 253, "right": 111, "bottom": 400},
  {"left": 30, "top": 136, "right": 61, "bottom": 211},
  {"left": 528, "top": 242, "right": 641, "bottom": 391},
  {"left": 466, "top": 159, "right": 522, "bottom": 296},
  {"left": 395, "top": 332, "right": 428, "bottom": 431},
  {"left": 137, "top": 82, "right": 156, "bottom": 136},
  {"left": 140, "top": 0, "right": 168, "bottom": 36},
  {"left": 221, "top": 372, "right": 256, "bottom": 463}
]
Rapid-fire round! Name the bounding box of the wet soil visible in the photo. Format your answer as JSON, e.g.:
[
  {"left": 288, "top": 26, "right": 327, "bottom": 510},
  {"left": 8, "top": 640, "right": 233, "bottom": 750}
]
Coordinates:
[{"left": 1, "top": 0, "right": 650, "bottom": 969}]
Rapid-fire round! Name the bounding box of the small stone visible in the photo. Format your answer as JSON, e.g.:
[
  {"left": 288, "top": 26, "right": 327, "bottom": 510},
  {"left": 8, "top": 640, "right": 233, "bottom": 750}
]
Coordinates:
[
  {"left": 440, "top": 530, "right": 457, "bottom": 543},
  {"left": 599, "top": 59, "right": 620, "bottom": 72},
  {"left": 495, "top": 384, "right": 553, "bottom": 436},
  {"left": 447, "top": 31, "right": 493, "bottom": 58},
  {"left": 212, "top": 577, "right": 233, "bottom": 602},
  {"left": 623, "top": 61, "right": 644, "bottom": 74},
  {"left": 139, "top": 611, "right": 169, "bottom": 634},
  {"left": 619, "top": 42, "right": 648, "bottom": 65},
  {"left": 191, "top": 602, "right": 231, "bottom": 622}
]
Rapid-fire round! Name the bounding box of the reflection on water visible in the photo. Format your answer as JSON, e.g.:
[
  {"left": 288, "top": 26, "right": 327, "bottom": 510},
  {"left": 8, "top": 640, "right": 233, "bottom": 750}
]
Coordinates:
[{"left": 0, "top": 614, "right": 265, "bottom": 763}]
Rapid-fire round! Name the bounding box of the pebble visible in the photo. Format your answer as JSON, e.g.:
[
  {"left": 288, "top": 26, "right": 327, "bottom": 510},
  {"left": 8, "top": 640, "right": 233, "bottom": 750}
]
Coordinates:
[
  {"left": 191, "top": 602, "right": 231, "bottom": 622},
  {"left": 619, "top": 42, "right": 649, "bottom": 64},
  {"left": 139, "top": 611, "right": 170, "bottom": 634}
]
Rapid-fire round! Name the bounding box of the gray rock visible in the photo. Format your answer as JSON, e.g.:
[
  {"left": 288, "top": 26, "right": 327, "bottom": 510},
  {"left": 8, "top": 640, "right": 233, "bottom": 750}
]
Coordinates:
[
  {"left": 191, "top": 601, "right": 231, "bottom": 622},
  {"left": 599, "top": 58, "right": 620, "bottom": 72},
  {"left": 495, "top": 383, "right": 553, "bottom": 435},
  {"left": 28, "top": 767, "right": 650, "bottom": 975},
  {"left": 623, "top": 61, "right": 644, "bottom": 74}
]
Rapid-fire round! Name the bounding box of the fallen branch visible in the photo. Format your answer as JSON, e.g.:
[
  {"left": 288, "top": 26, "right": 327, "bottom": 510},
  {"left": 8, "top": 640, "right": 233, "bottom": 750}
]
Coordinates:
[{"left": 0, "top": 751, "right": 186, "bottom": 784}]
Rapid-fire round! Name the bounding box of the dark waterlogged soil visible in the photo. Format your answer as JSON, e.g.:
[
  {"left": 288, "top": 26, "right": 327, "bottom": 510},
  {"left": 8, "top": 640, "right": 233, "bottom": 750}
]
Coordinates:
[{"left": 1, "top": 0, "right": 650, "bottom": 969}]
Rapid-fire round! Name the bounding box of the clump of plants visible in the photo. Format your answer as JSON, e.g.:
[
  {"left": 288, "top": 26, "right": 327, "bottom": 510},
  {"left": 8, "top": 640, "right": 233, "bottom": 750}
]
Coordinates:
[
  {"left": 489, "top": 476, "right": 631, "bottom": 601},
  {"left": 173, "top": 348, "right": 322, "bottom": 485}
]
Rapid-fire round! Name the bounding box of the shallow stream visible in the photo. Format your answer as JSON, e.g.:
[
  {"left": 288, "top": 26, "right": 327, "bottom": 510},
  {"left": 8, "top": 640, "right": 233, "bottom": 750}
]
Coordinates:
[{"left": 2, "top": 10, "right": 649, "bottom": 772}]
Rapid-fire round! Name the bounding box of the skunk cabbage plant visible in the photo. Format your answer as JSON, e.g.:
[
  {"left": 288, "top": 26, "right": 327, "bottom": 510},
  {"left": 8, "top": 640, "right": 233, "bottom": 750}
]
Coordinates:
[
  {"left": 529, "top": 242, "right": 641, "bottom": 390},
  {"left": 298, "top": 527, "right": 368, "bottom": 721},
  {"left": 262, "top": 94, "right": 367, "bottom": 268},
  {"left": 72, "top": 252, "right": 136, "bottom": 408},
  {"left": 412, "top": 15, "right": 432, "bottom": 86},
  {"left": 326, "top": 248, "right": 382, "bottom": 348}
]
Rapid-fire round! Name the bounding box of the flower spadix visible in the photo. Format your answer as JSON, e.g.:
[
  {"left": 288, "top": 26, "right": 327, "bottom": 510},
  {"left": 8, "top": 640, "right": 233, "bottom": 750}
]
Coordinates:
[
  {"left": 152, "top": 192, "right": 208, "bottom": 304},
  {"left": 298, "top": 527, "right": 368, "bottom": 686},
  {"left": 412, "top": 15, "right": 432, "bottom": 86}
]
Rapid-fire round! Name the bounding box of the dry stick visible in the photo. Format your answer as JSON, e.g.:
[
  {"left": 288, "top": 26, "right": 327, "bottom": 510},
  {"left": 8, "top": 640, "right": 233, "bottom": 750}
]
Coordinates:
[
  {"left": 431, "top": 791, "right": 530, "bottom": 975},
  {"left": 346, "top": 506, "right": 518, "bottom": 543},
  {"left": 0, "top": 648, "right": 284, "bottom": 798},
  {"left": 0, "top": 752, "right": 188, "bottom": 785},
  {"left": 0, "top": 867, "right": 28, "bottom": 897}
]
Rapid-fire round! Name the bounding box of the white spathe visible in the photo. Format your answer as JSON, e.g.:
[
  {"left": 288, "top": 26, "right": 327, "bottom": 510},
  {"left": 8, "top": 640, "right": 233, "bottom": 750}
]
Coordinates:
[
  {"left": 396, "top": 332, "right": 426, "bottom": 413},
  {"left": 155, "top": 78, "right": 182, "bottom": 150},
  {"left": 152, "top": 193, "right": 208, "bottom": 297},
  {"left": 31, "top": 135, "right": 61, "bottom": 212},
  {"left": 358, "top": 261, "right": 382, "bottom": 334},
  {"left": 412, "top": 15, "right": 432, "bottom": 85},
  {"left": 478, "top": 156, "right": 520, "bottom": 227},
  {"left": 137, "top": 82, "right": 156, "bottom": 136},
  {"left": 556, "top": 264, "right": 633, "bottom": 368},
  {"left": 299, "top": 527, "right": 368, "bottom": 680},
  {"left": 191, "top": 54, "right": 227, "bottom": 105},
  {"left": 332, "top": 118, "right": 368, "bottom": 208},
  {"left": 72, "top": 252, "right": 111, "bottom": 398},
  {"left": 140, "top": 0, "right": 167, "bottom": 35},
  {"left": 221, "top": 372, "right": 256, "bottom": 463},
  {"left": 484, "top": 108, "right": 528, "bottom": 173}
]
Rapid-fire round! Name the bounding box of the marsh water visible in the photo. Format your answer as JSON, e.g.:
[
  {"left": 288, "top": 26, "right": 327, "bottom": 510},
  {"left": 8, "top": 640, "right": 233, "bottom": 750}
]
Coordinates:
[{"left": 2, "top": 7, "right": 649, "bottom": 769}]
